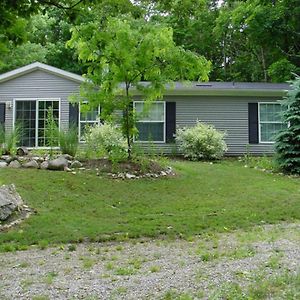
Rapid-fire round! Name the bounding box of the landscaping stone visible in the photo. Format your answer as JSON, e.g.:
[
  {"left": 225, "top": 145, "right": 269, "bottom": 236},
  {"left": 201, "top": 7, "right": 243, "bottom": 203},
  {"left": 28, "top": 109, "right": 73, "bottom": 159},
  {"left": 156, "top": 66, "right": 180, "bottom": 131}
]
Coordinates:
[
  {"left": 48, "top": 156, "right": 69, "bottom": 171},
  {"left": 125, "top": 173, "right": 136, "bottom": 179},
  {"left": 5, "top": 156, "right": 16, "bottom": 164},
  {"left": 0, "top": 161, "right": 7, "bottom": 168},
  {"left": 8, "top": 160, "right": 21, "bottom": 168},
  {"left": 16, "top": 147, "right": 28, "bottom": 156},
  {"left": 62, "top": 154, "right": 73, "bottom": 161},
  {"left": 32, "top": 156, "right": 44, "bottom": 163},
  {"left": 23, "top": 160, "right": 39, "bottom": 169},
  {"left": 71, "top": 160, "right": 83, "bottom": 169},
  {"left": 0, "top": 184, "right": 23, "bottom": 221},
  {"left": 40, "top": 161, "right": 49, "bottom": 170}
]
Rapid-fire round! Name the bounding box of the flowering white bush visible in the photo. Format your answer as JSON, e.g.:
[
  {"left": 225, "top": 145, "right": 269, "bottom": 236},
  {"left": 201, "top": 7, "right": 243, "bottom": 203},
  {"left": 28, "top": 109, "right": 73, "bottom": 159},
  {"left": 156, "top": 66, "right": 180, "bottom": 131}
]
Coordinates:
[
  {"left": 176, "top": 121, "right": 228, "bottom": 160},
  {"left": 85, "top": 123, "right": 127, "bottom": 161}
]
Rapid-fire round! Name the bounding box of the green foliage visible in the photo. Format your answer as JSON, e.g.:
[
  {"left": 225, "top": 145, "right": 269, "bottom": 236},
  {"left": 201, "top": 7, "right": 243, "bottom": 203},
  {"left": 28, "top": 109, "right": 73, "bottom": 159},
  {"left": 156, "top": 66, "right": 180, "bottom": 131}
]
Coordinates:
[
  {"left": 0, "top": 0, "right": 299, "bottom": 83},
  {"left": 59, "top": 125, "right": 79, "bottom": 157},
  {"left": 0, "top": 124, "right": 20, "bottom": 155},
  {"left": 268, "top": 59, "right": 298, "bottom": 83},
  {"left": 45, "top": 108, "right": 59, "bottom": 158},
  {"left": 242, "top": 155, "right": 279, "bottom": 172},
  {"left": 68, "top": 16, "right": 210, "bottom": 158},
  {"left": 85, "top": 123, "right": 127, "bottom": 163},
  {"left": 275, "top": 75, "right": 300, "bottom": 174},
  {"left": 176, "top": 121, "right": 228, "bottom": 160}
]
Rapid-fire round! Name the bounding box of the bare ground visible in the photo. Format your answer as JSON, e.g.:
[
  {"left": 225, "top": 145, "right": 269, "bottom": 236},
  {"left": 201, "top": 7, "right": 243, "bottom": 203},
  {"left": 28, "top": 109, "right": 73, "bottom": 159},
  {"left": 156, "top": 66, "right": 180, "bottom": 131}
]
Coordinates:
[{"left": 0, "top": 222, "right": 299, "bottom": 300}]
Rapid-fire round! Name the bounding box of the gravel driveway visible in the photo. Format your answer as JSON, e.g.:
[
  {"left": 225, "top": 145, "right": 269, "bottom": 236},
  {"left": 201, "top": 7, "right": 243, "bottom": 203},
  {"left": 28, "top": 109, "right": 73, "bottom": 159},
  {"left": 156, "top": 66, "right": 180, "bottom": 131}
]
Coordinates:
[{"left": 0, "top": 222, "right": 299, "bottom": 299}]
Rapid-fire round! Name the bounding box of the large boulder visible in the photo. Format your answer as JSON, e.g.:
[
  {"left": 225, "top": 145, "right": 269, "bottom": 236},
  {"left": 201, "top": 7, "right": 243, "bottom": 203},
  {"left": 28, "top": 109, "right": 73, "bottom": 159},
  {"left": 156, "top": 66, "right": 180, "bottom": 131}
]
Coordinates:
[
  {"left": 47, "top": 156, "right": 69, "bottom": 171},
  {"left": 23, "top": 160, "right": 39, "bottom": 169},
  {"left": 0, "top": 161, "right": 7, "bottom": 168},
  {"left": 40, "top": 161, "right": 49, "bottom": 170},
  {"left": 0, "top": 184, "right": 23, "bottom": 221},
  {"left": 8, "top": 160, "right": 21, "bottom": 168}
]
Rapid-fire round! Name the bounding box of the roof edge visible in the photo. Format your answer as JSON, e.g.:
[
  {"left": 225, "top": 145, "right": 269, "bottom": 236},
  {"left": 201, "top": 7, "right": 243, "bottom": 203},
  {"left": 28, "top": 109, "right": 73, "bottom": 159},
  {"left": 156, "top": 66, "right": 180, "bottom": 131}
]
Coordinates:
[
  {"left": 0, "top": 62, "right": 84, "bottom": 83},
  {"left": 131, "top": 88, "right": 288, "bottom": 97}
]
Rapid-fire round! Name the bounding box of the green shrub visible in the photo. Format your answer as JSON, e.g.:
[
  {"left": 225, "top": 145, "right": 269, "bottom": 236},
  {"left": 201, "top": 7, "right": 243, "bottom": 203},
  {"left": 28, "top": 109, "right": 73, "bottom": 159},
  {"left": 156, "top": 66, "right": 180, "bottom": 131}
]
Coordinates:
[
  {"left": 85, "top": 123, "right": 127, "bottom": 162},
  {"left": 176, "top": 121, "right": 227, "bottom": 160},
  {"left": 275, "top": 75, "right": 300, "bottom": 174},
  {"left": 59, "top": 125, "right": 79, "bottom": 157}
]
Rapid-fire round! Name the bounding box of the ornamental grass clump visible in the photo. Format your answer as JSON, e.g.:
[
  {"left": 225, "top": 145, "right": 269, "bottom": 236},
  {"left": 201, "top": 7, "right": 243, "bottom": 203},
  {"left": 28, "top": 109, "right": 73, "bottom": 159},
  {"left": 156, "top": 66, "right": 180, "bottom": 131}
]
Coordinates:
[
  {"left": 59, "top": 125, "right": 79, "bottom": 157},
  {"left": 85, "top": 123, "right": 127, "bottom": 162},
  {"left": 0, "top": 124, "right": 20, "bottom": 155},
  {"left": 176, "top": 121, "right": 227, "bottom": 160}
]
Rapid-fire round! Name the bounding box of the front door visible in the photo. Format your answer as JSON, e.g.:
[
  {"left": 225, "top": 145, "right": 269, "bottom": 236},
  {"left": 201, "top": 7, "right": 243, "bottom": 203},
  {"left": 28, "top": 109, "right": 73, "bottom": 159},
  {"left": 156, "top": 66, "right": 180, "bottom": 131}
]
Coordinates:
[{"left": 15, "top": 99, "right": 60, "bottom": 147}]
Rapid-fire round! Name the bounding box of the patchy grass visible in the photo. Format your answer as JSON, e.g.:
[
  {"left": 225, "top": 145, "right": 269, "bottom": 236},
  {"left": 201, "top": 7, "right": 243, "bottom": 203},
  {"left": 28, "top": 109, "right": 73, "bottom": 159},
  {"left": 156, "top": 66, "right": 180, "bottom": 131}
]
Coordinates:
[
  {"left": 43, "top": 272, "right": 58, "bottom": 285},
  {"left": 212, "top": 270, "right": 300, "bottom": 300},
  {"left": 0, "top": 160, "right": 299, "bottom": 251}
]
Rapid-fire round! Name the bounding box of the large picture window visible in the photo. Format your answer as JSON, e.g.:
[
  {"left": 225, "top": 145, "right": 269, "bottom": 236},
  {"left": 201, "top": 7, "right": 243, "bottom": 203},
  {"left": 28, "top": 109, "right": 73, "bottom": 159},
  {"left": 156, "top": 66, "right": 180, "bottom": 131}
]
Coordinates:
[
  {"left": 79, "top": 103, "right": 100, "bottom": 141},
  {"left": 259, "top": 102, "right": 285, "bottom": 143},
  {"left": 134, "top": 101, "right": 165, "bottom": 142},
  {"left": 14, "top": 99, "right": 60, "bottom": 147}
]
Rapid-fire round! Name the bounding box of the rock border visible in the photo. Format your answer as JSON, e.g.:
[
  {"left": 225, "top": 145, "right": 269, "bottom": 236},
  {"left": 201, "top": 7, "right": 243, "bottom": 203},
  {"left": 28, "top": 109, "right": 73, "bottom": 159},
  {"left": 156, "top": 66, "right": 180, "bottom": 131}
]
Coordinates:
[{"left": 0, "top": 154, "right": 176, "bottom": 179}]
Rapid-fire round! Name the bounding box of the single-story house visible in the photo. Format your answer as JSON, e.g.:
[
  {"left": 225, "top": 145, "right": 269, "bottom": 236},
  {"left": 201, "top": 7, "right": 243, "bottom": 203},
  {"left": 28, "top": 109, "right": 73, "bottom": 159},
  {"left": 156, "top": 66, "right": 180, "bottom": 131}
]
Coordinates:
[{"left": 0, "top": 62, "right": 289, "bottom": 155}]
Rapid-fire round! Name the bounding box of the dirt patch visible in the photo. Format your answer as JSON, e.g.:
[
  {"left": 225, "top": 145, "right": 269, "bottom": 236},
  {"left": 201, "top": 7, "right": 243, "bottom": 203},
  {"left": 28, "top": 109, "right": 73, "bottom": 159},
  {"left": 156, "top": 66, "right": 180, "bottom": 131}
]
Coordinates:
[
  {"left": 82, "top": 158, "right": 170, "bottom": 175},
  {"left": 0, "top": 222, "right": 299, "bottom": 300}
]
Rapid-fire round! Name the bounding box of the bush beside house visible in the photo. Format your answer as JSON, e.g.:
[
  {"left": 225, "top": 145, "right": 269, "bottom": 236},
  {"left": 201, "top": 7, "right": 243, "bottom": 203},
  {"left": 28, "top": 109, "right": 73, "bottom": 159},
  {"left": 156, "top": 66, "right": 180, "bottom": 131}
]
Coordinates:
[{"left": 176, "top": 121, "right": 228, "bottom": 160}]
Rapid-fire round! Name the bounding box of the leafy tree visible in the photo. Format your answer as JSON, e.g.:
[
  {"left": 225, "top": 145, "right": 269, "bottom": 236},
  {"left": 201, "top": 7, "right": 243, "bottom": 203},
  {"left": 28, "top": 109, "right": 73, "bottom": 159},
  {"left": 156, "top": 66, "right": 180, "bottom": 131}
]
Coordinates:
[
  {"left": 69, "top": 17, "right": 210, "bottom": 158},
  {"left": 268, "top": 59, "right": 298, "bottom": 83},
  {"left": 275, "top": 75, "right": 300, "bottom": 174},
  {"left": 0, "top": 0, "right": 86, "bottom": 66},
  {"left": 214, "top": 0, "right": 299, "bottom": 82}
]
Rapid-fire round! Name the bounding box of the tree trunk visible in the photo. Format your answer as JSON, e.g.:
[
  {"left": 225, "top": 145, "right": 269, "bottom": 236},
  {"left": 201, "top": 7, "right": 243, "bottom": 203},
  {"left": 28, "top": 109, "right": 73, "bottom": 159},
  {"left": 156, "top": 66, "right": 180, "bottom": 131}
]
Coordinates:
[
  {"left": 125, "top": 85, "right": 132, "bottom": 160},
  {"left": 261, "top": 47, "right": 268, "bottom": 82}
]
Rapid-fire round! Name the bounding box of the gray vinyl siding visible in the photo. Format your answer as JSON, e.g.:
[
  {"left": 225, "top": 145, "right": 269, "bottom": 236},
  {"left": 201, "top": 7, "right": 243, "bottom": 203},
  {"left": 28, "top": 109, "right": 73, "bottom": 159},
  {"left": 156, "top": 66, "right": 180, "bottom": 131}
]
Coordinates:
[
  {"left": 137, "top": 95, "right": 279, "bottom": 156},
  {"left": 0, "top": 69, "right": 80, "bottom": 134},
  {"left": 0, "top": 69, "right": 282, "bottom": 155}
]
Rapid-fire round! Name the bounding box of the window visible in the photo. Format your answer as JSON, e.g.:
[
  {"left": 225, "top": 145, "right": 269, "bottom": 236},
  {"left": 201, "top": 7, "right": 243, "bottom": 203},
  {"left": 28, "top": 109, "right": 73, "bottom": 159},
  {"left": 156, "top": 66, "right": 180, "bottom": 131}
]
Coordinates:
[
  {"left": 14, "top": 99, "right": 60, "bottom": 148},
  {"left": 79, "top": 103, "right": 100, "bottom": 141},
  {"left": 259, "top": 103, "right": 285, "bottom": 143},
  {"left": 134, "top": 101, "right": 165, "bottom": 142}
]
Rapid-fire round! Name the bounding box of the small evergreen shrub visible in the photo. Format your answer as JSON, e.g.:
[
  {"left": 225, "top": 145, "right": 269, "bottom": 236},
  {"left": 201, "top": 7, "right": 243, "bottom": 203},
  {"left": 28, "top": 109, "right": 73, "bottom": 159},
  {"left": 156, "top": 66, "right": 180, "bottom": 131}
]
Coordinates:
[
  {"left": 275, "top": 75, "right": 300, "bottom": 174},
  {"left": 85, "top": 123, "right": 127, "bottom": 162},
  {"left": 59, "top": 125, "right": 79, "bottom": 157},
  {"left": 176, "top": 121, "right": 227, "bottom": 160}
]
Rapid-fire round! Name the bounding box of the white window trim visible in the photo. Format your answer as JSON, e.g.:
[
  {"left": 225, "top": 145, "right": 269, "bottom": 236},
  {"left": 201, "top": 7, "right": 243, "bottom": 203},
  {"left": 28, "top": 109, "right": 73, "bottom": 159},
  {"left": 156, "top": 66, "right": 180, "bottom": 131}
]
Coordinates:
[
  {"left": 133, "top": 101, "right": 166, "bottom": 143},
  {"left": 78, "top": 102, "right": 101, "bottom": 142},
  {"left": 258, "top": 101, "right": 283, "bottom": 144},
  {"left": 13, "top": 98, "right": 61, "bottom": 148}
]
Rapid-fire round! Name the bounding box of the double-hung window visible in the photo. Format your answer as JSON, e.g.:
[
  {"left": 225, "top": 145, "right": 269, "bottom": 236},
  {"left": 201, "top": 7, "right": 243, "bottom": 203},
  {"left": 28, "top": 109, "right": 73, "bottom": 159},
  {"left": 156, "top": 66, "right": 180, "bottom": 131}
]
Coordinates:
[
  {"left": 134, "top": 101, "right": 165, "bottom": 142},
  {"left": 259, "top": 102, "right": 285, "bottom": 143},
  {"left": 79, "top": 103, "right": 100, "bottom": 141}
]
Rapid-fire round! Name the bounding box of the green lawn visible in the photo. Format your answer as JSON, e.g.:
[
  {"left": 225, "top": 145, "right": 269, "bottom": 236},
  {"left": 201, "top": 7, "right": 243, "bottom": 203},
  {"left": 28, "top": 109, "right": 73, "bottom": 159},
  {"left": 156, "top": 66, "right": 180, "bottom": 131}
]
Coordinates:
[{"left": 0, "top": 160, "right": 299, "bottom": 250}]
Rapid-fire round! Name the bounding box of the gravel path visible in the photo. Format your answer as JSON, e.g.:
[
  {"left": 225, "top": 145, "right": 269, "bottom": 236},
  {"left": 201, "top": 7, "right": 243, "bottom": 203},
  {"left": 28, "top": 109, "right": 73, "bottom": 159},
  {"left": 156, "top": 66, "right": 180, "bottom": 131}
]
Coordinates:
[{"left": 0, "top": 223, "right": 299, "bottom": 299}]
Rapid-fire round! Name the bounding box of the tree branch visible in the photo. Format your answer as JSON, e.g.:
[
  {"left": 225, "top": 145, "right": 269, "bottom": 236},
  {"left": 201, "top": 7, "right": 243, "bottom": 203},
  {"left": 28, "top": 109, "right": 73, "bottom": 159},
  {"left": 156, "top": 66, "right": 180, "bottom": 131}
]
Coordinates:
[{"left": 38, "top": 0, "right": 85, "bottom": 10}]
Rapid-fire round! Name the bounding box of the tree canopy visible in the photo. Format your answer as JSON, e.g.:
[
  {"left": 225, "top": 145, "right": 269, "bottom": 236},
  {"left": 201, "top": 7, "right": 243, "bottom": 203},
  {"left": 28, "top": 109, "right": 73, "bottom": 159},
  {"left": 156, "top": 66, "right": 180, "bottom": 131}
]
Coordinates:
[
  {"left": 68, "top": 16, "right": 210, "bottom": 156},
  {"left": 0, "top": 0, "right": 299, "bottom": 82}
]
